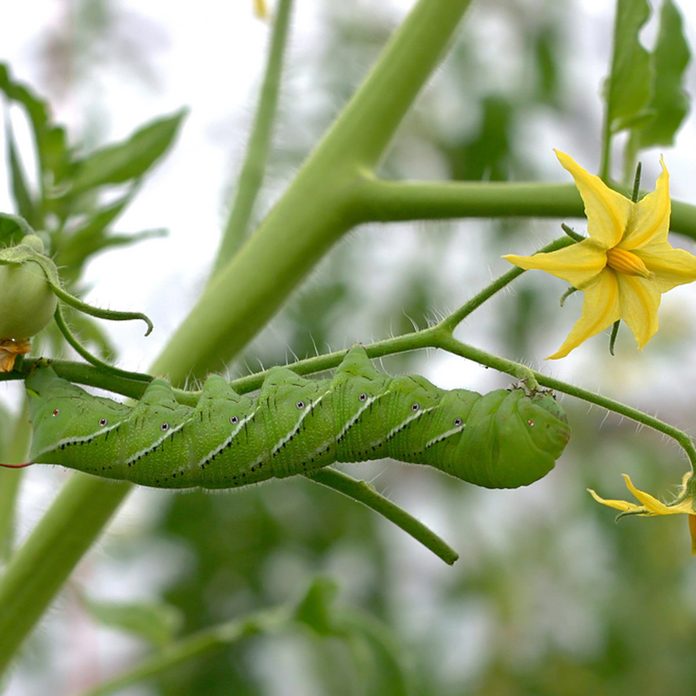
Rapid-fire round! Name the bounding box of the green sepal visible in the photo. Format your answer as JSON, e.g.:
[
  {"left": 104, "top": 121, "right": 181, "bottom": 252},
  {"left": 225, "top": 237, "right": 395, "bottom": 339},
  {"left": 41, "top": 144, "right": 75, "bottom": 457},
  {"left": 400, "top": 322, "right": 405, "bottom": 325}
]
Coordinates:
[
  {"left": 0, "top": 238, "right": 153, "bottom": 336},
  {"left": 54, "top": 304, "right": 153, "bottom": 383}
]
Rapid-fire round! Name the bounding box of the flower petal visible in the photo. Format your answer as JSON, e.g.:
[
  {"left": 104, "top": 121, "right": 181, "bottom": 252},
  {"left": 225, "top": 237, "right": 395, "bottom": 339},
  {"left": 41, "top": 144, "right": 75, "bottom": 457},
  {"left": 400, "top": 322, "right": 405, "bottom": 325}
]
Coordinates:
[
  {"left": 635, "top": 243, "right": 696, "bottom": 292},
  {"left": 555, "top": 150, "right": 632, "bottom": 249},
  {"left": 503, "top": 240, "right": 606, "bottom": 289},
  {"left": 622, "top": 474, "right": 678, "bottom": 514},
  {"left": 620, "top": 158, "right": 670, "bottom": 251},
  {"left": 587, "top": 487, "right": 642, "bottom": 513},
  {"left": 546, "top": 270, "right": 620, "bottom": 359},
  {"left": 617, "top": 275, "right": 661, "bottom": 349}
]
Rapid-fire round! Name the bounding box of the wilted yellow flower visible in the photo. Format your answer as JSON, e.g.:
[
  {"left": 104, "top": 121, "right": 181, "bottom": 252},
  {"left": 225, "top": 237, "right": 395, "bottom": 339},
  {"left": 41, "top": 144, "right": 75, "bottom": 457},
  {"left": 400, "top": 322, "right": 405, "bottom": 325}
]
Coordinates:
[
  {"left": 0, "top": 338, "right": 31, "bottom": 372},
  {"left": 254, "top": 0, "right": 268, "bottom": 19},
  {"left": 589, "top": 472, "right": 696, "bottom": 553},
  {"left": 504, "top": 151, "right": 696, "bottom": 359}
]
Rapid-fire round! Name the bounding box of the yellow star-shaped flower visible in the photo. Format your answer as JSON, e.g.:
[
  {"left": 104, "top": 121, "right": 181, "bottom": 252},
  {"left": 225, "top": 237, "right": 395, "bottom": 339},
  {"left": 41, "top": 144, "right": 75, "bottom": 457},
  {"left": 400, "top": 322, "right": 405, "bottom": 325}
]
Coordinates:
[
  {"left": 504, "top": 150, "right": 696, "bottom": 359},
  {"left": 589, "top": 472, "right": 696, "bottom": 553}
]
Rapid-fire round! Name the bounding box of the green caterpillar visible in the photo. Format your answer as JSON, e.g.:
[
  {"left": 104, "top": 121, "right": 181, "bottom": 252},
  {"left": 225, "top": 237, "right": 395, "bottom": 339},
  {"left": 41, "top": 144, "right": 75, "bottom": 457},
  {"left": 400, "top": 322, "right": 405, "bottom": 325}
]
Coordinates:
[{"left": 24, "top": 347, "right": 570, "bottom": 489}]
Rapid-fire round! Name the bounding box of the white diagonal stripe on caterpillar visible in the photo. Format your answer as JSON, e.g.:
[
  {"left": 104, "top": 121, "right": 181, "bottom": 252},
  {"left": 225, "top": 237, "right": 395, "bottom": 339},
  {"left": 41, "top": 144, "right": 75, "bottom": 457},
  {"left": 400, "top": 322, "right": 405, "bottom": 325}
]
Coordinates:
[
  {"left": 335, "top": 391, "right": 391, "bottom": 443},
  {"left": 197, "top": 408, "right": 259, "bottom": 469},
  {"left": 369, "top": 405, "right": 437, "bottom": 450},
  {"left": 124, "top": 418, "right": 190, "bottom": 467},
  {"left": 271, "top": 392, "right": 329, "bottom": 456},
  {"left": 423, "top": 424, "right": 466, "bottom": 450}
]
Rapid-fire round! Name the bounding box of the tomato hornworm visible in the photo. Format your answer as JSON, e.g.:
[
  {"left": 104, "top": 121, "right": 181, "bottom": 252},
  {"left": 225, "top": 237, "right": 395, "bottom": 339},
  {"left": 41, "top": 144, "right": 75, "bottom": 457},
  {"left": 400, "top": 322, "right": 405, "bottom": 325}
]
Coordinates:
[{"left": 22, "top": 347, "right": 570, "bottom": 489}]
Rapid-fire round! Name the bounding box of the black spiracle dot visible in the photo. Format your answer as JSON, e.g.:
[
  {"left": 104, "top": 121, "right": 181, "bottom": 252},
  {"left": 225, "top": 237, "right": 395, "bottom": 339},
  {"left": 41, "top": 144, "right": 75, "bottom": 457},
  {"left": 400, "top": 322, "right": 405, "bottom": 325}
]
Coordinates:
[
  {"left": 454, "top": 418, "right": 463, "bottom": 427},
  {"left": 99, "top": 418, "right": 108, "bottom": 427},
  {"left": 359, "top": 393, "right": 367, "bottom": 402},
  {"left": 296, "top": 401, "right": 305, "bottom": 409},
  {"left": 161, "top": 422, "right": 170, "bottom": 432},
  {"left": 230, "top": 415, "right": 239, "bottom": 424},
  {"left": 411, "top": 403, "right": 420, "bottom": 412}
]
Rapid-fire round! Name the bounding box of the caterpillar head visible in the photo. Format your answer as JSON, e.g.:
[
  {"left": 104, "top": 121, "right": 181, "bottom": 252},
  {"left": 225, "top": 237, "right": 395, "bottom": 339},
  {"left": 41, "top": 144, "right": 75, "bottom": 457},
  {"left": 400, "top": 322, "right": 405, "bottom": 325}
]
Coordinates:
[
  {"left": 523, "top": 391, "right": 571, "bottom": 454},
  {"left": 26, "top": 367, "right": 130, "bottom": 461},
  {"left": 490, "top": 389, "right": 571, "bottom": 488}
]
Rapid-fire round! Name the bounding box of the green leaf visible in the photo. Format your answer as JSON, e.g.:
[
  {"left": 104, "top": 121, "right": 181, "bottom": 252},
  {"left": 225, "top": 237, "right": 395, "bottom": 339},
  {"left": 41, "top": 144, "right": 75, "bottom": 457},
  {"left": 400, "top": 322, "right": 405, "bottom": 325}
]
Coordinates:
[
  {"left": 0, "top": 63, "right": 69, "bottom": 189},
  {"left": 533, "top": 25, "right": 561, "bottom": 106},
  {"left": 70, "top": 110, "right": 187, "bottom": 194},
  {"left": 294, "top": 579, "right": 412, "bottom": 696},
  {"left": 604, "top": 0, "right": 652, "bottom": 134},
  {"left": 0, "top": 213, "right": 33, "bottom": 248},
  {"left": 55, "top": 187, "right": 167, "bottom": 281},
  {"left": 5, "top": 117, "right": 38, "bottom": 226},
  {"left": 82, "top": 595, "right": 183, "bottom": 647},
  {"left": 630, "top": 0, "right": 690, "bottom": 148},
  {"left": 294, "top": 578, "right": 341, "bottom": 636}
]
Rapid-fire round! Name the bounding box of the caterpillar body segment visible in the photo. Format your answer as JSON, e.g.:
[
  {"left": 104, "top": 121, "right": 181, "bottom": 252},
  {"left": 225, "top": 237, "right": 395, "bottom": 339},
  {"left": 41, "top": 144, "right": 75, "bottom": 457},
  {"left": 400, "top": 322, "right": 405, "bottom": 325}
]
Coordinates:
[{"left": 26, "top": 347, "right": 570, "bottom": 490}]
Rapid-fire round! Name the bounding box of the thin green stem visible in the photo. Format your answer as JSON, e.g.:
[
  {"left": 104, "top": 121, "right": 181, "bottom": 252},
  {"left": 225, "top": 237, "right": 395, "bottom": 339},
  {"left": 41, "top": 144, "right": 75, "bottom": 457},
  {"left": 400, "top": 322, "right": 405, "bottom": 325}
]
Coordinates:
[
  {"left": 308, "top": 468, "right": 458, "bottom": 565},
  {"left": 599, "top": 0, "right": 624, "bottom": 183},
  {"left": 561, "top": 223, "right": 584, "bottom": 242},
  {"left": 230, "top": 328, "right": 440, "bottom": 394},
  {"left": 440, "top": 236, "right": 574, "bottom": 334},
  {"left": 631, "top": 161, "right": 642, "bottom": 202},
  {"left": 77, "top": 607, "right": 291, "bottom": 696},
  {"left": 54, "top": 305, "right": 153, "bottom": 383},
  {"left": 213, "top": 0, "right": 294, "bottom": 274},
  {"left": 609, "top": 320, "right": 620, "bottom": 355},
  {"left": 600, "top": 106, "right": 612, "bottom": 182},
  {"left": 0, "top": 359, "right": 154, "bottom": 401},
  {"left": 49, "top": 285, "right": 153, "bottom": 336}
]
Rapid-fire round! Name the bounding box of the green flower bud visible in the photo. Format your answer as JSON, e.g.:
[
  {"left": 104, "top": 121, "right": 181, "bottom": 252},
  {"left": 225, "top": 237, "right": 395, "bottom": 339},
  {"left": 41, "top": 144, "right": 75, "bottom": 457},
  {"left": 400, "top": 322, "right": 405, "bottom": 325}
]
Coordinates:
[{"left": 0, "top": 235, "right": 57, "bottom": 339}]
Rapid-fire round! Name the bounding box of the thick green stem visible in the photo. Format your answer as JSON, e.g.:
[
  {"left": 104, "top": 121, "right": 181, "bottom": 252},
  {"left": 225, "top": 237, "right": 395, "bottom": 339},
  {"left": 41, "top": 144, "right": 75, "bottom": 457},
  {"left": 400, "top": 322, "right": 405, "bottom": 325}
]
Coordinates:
[
  {"left": 213, "top": 0, "right": 294, "bottom": 271},
  {"left": 355, "top": 177, "right": 696, "bottom": 241},
  {"left": 0, "top": 401, "right": 31, "bottom": 562},
  {"left": 155, "top": 0, "right": 473, "bottom": 382},
  {"left": 358, "top": 178, "right": 585, "bottom": 220},
  {"left": 0, "top": 0, "right": 474, "bottom": 672},
  {"left": 0, "top": 476, "right": 130, "bottom": 670}
]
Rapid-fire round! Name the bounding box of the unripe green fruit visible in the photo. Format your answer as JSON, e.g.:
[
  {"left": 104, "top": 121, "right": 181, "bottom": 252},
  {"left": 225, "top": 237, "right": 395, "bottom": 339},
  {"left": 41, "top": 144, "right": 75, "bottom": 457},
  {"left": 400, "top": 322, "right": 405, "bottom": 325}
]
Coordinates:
[{"left": 0, "top": 236, "right": 57, "bottom": 339}]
